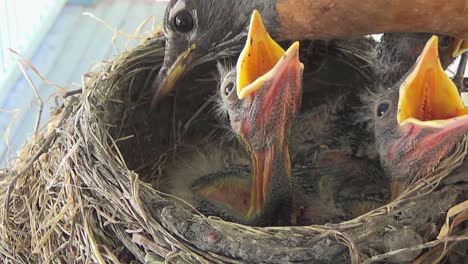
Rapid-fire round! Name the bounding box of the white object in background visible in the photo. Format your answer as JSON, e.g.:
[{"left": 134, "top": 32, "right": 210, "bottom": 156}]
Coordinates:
[
  {"left": 462, "top": 92, "right": 468, "bottom": 107},
  {"left": 0, "top": 0, "right": 67, "bottom": 106}
]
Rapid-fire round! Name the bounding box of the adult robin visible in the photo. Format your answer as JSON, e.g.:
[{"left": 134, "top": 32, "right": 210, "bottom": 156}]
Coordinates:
[
  {"left": 373, "top": 36, "right": 468, "bottom": 200},
  {"left": 151, "top": 0, "right": 468, "bottom": 105}
]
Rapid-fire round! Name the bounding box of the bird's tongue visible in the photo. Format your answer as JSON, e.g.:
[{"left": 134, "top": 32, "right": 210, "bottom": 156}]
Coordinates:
[{"left": 398, "top": 35, "right": 468, "bottom": 127}]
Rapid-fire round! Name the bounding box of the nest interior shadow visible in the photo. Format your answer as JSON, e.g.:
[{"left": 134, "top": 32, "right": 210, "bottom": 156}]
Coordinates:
[{"left": 1, "top": 32, "right": 468, "bottom": 264}]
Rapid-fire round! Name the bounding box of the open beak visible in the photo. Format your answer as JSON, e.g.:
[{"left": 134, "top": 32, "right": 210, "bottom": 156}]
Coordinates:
[
  {"left": 236, "top": 10, "right": 303, "bottom": 219},
  {"left": 150, "top": 44, "right": 197, "bottom": 108},
  {"left": 236, "top": 10, "right": 287, "bottom": 99},
  {"left": 452, "top": 39, "right": 468, "bottom": 57},
  {"left": 392, "top": 35, "right": 468, "bottom": 198},
  {"left": 398, "top": 35, "right": 468, "bottom": 127}
]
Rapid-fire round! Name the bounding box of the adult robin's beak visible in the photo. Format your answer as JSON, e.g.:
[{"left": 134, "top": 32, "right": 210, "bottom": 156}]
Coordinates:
[
  {"left": 390, "top": 35, "right": 468, "bottom": 198},
  {"left": 151, "top": 44, "right": 197, "bottom": 108},
  {"left": 236, "top": 10, "right": 303, "bottom": 220},
  {"left": 451, "top": 39, "right": 468, "bottom": 57}
]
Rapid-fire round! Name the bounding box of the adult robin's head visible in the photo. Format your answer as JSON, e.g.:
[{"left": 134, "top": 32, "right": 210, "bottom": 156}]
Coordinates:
[
  {"left": 151, "top": 0, "right": 277, "bottom": 107},
  {"left": 373, "top": 36, "right": 468, "bottom": 200}
]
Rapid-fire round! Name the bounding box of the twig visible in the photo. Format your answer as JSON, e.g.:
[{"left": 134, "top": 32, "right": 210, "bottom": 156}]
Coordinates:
[
  {"left": 132, "top": 233, "right": 170, "bottom": 259},
  {"left": 8, "top": 49, "right": 67, "bottom": 93},
  {"left": 63, "top": 89, "right": 83, "bottom": 98},
  {"left": 82, "top": 12, "right": 146, "bottom": 53},
  {"left": 414, "top": 229, "right": 468, "bottom": 264},
  {"left": 362, "top": 234, "right": 468, "bottom": 264},
  {"left": 128, "top": 15, "right": 156, "bottom": 49},
  {"left": 6, "top": 97, "right": 77, "bottom": 189},
  {"left": 172, "top": 94, "right": 178, "bottom": 150},
  {"left": 183, "top": 93, "right": 217, "bottom": 131},
  {"left": 15, "top": 58, "right": 43, "bottom": 139}
]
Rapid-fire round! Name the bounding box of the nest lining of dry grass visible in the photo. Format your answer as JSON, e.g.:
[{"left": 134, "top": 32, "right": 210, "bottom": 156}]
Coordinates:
[{"left": 0, "top": 28, "right": 467, "bottom": 264}]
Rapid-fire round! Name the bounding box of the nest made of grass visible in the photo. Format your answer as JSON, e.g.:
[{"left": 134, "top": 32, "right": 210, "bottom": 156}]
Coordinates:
[{"left": 0, "top": 30, "right": 468, "bottom": 264}]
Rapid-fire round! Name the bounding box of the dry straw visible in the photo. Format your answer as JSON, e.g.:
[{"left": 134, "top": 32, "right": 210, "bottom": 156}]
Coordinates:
[{"left": 0, "top": 18, "right": 467, "bottom": 264}]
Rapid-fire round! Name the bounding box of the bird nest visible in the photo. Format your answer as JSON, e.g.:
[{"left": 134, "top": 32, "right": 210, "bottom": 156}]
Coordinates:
[{"left": 1, "top": 32, "right": 468, "bottom": 264}]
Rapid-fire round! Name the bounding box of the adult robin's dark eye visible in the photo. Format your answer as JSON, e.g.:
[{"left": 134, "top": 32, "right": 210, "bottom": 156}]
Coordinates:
[
  {"left": 376, "top": 101, "right": 390, "bottom": 118},
  {"left": 173, "top": 10, "right": 193, "bottom": 33},
  {"left": 224, "top": 81, "right": 235, "bottom": 96},
  {"left": 439, "top": 36, "right": 452, "bottom": 48}
]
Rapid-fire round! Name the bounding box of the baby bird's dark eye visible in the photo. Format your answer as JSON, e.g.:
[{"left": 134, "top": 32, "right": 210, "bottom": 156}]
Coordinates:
[
  {"left": 173, "top": 10, "right": 194, "bottom": 33},
  {"left": 439, "top": 36, "right": 452, "bottom": 48},
  {"left": 224, "top": 81, "right": 235, "bottom": 96},
  {"left": 376, "top": 101, "right": 390, "bottom": 118}
]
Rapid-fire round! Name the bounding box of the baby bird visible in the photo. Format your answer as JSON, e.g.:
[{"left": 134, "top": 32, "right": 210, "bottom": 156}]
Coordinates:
[{"left": 373, "top": 36, "right": 468, "bottom": 200}]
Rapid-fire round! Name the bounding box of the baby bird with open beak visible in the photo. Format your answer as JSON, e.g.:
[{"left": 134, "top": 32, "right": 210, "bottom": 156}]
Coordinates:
[
  {"left": 373, "top": 36, "right": 468, "bottom": 200},
  {"left": 217, "top": 16, "right": 303, "bottom": 226},
  {"left": 179, "top": 11, "right": 304, "bottom": 226},
  {"left": 189, "top": 11, "right": 388, "bottom": 226}
]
